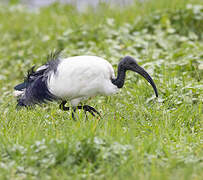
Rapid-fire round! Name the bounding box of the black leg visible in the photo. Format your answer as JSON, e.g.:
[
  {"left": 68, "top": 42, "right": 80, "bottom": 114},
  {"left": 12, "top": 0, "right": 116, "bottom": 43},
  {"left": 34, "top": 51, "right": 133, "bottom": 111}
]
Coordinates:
[
  {"left": 77, "top": 105, "right": 101, "bottom": 117},
  {"left": 59, "top": 101, "right": 100, "bottom": 119},
  {"left": 71, "top": 107, "right": 76, "bottom": 120},
  {"left": 59, "top": 101, "right": 70, "bottom": 111},
  {"left": 59, "top": 101, "right": 75, "bottom": 120},
  {"left": 84, "top": 110, "right": 88, "bottom": 120}
]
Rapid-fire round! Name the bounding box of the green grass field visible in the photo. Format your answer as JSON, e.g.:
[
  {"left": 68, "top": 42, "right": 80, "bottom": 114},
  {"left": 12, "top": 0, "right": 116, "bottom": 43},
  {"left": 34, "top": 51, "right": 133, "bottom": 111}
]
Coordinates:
[{"left": 0, "top": 0, "right": 203, "bottom": 179}]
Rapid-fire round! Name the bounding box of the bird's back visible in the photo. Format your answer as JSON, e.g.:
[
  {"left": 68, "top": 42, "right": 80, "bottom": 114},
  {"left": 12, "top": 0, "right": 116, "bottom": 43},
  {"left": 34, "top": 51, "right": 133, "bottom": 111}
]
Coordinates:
[{"left": 48, "top": 56, "right": 117, "bottom": 100}]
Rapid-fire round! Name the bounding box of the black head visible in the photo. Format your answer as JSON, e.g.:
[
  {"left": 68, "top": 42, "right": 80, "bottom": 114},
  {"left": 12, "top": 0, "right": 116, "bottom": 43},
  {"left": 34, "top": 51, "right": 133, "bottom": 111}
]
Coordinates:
[
  {"left": 120, "top": 56, "right": 158, "bottom": 97},
  {"left": 119, "top": 56, "right": 139, "bottom": 68}
]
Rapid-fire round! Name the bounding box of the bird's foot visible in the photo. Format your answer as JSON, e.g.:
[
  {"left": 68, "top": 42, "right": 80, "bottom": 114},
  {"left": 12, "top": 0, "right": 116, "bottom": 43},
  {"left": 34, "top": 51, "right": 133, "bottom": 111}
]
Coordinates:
[
  {"left": 77, "top": 105, "right": 101, "bottom": 117},
  {"left": 59, "top": 101, "right": 100, "bottom": 119}
]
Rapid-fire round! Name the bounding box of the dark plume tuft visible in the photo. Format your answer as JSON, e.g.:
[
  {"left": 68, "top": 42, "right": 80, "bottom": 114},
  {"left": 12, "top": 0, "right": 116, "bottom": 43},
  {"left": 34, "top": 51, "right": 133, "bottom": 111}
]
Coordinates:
[
  {"left": 47, "top": 49, "right": 62, "bottom": 62},
  {"left": 24, "top": 66, "right": 36, "bottom": 82},
  {"left": 15, "top": 50, "right": 63, "bottom": 107},
  {"left": 46, "top": 49, "right": 62, "bottom": 74}
]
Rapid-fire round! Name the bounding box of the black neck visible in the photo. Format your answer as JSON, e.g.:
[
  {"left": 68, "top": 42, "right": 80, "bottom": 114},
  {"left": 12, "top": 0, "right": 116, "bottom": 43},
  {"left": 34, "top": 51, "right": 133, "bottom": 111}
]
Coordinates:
[{"left": 111, "top": 64, "right": 126, "bottom": 88}]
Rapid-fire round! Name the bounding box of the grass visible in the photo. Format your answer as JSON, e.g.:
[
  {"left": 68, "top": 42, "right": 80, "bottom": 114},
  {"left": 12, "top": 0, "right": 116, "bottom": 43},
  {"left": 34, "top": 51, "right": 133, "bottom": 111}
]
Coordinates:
[{"left": 0, "top": 0, "right": 203, "bottom": 179}]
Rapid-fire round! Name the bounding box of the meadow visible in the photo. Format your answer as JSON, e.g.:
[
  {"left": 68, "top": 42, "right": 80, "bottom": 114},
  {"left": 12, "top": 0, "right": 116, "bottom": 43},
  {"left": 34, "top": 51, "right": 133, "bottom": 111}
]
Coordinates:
[{"left": 0, "top": 0, "right": 202, "bottom": 179}]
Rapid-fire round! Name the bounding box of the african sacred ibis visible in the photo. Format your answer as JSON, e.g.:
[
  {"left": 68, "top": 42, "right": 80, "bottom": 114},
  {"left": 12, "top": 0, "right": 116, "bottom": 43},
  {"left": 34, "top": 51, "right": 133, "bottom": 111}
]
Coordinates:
[{"left": 14, "top": 51, "right": 158, "bottom": 118}]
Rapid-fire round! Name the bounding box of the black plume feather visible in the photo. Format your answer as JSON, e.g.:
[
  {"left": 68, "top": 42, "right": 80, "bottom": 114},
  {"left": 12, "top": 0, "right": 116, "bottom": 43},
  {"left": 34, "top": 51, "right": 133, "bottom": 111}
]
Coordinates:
[
  {"left": 15, "top": 50, "right": 63, "bottom": 107},
  {"left": 24, "top": 66, "right": 36, "bottom": 82}
]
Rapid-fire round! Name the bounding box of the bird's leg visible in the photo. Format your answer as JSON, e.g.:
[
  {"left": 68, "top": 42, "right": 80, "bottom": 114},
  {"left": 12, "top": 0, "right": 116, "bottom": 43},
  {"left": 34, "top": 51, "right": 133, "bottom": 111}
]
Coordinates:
[
  {"left": 84, "top": 110, "right": 88, "bottom": 120},
  {"left": 59, "top": 101, "right": 70, "bottom": 111},
  {"left": 77, "top": 105, "right": 101, "bottom": 117},
  {"left": 71, "top": 107, "right": 76, "bottom": 121},
  {"left": 59, "top": 101, "right": 100, "bottom": 119},
  {"left": 59, "top": 101, "right": 76, "bottom": 120}
]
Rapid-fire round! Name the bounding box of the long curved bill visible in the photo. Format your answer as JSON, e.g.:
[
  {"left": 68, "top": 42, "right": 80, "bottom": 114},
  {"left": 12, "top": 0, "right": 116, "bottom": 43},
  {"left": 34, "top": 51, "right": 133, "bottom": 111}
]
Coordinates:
[{"left": 133, "top": 65, "right": 158, "bottom": 97}]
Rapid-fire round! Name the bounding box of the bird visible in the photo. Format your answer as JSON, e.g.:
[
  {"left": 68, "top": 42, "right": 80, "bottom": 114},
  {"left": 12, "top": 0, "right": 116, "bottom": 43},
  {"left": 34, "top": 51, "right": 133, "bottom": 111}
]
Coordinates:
[{"left": 14, "top": 51, "right": 158, "bottom": 119}]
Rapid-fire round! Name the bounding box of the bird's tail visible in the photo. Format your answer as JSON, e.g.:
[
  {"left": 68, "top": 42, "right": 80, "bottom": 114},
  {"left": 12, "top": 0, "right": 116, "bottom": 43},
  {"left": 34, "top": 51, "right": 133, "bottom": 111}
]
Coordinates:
[
  {"left": 14, "top": 50, "right": 62, "bottom": 107},
  {"left": 14, "top": 66, "right": 56, "bottom": 107}
]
